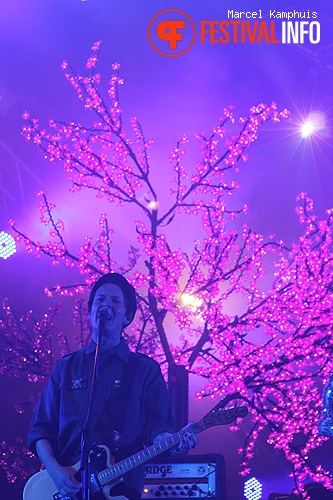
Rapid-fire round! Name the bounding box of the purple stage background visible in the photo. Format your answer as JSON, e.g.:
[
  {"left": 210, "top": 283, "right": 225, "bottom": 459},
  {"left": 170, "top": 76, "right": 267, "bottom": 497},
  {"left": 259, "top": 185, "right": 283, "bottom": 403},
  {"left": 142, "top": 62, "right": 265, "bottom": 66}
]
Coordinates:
[{"left": 0, "top": 1, "right": 332, "bottom": 499}]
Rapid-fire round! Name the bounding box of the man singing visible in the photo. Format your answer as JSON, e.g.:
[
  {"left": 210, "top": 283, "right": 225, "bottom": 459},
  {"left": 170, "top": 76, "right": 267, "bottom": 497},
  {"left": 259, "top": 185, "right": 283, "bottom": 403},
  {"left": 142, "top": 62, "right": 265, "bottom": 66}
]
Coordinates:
[{"left": 27, "top": 273, "right": 197, "bottom": 499}]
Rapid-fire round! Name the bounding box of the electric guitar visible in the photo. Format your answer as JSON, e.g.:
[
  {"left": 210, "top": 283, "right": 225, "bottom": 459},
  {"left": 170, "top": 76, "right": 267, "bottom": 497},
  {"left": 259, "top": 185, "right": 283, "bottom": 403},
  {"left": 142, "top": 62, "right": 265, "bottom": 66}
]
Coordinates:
[{"left": 23, "top": 394, "right": 248, "bottom": 500}]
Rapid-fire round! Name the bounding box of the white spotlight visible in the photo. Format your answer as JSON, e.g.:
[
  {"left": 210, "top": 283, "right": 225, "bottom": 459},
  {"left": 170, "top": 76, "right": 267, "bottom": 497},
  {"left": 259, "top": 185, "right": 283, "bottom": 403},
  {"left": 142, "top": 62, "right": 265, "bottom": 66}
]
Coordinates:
[
  {"left": 244, "top": 477, "right": 263, "bottom": 500},
  {"left": 301, "top": 122, "right": 314, "bottom": 138},
  {"left": 300, "top": 111, "right": 327, "bottom": 139},
  {"left": 0, "top": 231, "right": 17, "bottom": 260}
]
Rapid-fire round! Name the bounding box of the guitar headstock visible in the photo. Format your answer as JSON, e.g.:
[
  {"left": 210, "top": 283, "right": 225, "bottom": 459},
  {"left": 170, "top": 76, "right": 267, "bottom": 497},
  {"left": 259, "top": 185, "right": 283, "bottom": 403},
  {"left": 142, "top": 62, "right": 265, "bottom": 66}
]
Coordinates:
[{"left": 201, "top": 394, "right": 248, "bottom": 429}]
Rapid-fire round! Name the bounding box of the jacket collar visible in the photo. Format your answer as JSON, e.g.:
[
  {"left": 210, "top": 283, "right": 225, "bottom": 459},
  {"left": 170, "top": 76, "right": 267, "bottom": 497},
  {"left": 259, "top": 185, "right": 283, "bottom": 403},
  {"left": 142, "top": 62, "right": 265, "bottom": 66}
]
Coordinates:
[{"left": 85, "top": 337, "right": 130, "bottom": 363}]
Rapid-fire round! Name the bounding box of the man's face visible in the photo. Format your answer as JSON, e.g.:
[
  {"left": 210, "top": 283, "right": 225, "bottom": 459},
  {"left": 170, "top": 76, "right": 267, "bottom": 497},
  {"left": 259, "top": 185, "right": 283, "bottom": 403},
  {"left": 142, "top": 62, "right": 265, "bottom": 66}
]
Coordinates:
[{"left": 89, "top": 283, "right": 129, "bottom": 344}]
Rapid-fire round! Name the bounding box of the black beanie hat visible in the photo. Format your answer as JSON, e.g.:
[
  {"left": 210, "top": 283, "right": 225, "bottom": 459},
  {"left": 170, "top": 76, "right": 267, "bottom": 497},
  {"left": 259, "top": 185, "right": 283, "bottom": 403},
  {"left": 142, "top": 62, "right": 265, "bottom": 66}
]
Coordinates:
[{"left": 88, "top": 273, "right": 137, "bottom": 325}]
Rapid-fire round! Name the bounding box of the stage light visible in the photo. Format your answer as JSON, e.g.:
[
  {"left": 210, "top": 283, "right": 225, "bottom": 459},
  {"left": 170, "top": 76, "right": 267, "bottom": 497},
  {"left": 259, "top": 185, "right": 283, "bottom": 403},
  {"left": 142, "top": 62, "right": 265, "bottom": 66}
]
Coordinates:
[
  {"left": 244, "top": 477, "right": 263, "bottom": 500},
  {"left": 0, "top": 231, "right": 17, "bottom": 260},
  {"left": 148, "top": 200, "right": 158, "bottom": 210},
  {"left": 181, "top": 293, "right": 203, "bottom": 311},
  {"left": 301, "top": 122, "right": 314, "bottom": 138},
  {"left": 300, "top": 111, "right": 327, "bottom": 138}
]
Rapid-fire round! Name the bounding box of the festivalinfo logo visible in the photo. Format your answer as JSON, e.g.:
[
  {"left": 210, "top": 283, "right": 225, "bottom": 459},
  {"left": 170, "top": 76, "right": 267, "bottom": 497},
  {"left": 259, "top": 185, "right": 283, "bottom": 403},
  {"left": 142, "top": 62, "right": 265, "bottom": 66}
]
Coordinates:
[{"left": 148, "top": 9, "right": 321, "bottom": 57}]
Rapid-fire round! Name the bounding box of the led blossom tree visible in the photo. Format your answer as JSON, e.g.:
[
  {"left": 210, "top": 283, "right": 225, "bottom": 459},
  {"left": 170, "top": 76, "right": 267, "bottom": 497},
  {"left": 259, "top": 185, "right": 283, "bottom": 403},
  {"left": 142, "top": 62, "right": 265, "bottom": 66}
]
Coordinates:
[{"left": 1, "top": 42, "right": 333, "bottom": 494}]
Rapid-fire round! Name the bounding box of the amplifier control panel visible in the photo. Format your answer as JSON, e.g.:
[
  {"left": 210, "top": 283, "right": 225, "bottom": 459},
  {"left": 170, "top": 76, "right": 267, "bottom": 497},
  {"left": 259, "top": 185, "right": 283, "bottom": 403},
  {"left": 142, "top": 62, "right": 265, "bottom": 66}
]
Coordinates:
[{"left": 143, "top": 454, "right": 224, "bottom": 499}]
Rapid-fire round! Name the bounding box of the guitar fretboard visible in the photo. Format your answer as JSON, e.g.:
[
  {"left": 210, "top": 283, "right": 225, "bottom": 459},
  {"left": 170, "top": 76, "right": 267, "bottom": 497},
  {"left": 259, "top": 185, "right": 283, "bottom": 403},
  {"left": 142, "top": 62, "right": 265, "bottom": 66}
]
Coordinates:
[
  {"left": 96, "top": 401, "right": 247, "bottom": 487},
  {"left": 97, "top": 429, "right": 188, "bottom": 486}
]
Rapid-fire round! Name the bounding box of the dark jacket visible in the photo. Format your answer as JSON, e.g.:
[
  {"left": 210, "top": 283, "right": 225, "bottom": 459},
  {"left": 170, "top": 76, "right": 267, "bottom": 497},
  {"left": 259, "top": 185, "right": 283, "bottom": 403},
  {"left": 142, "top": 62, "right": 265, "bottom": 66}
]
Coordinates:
[{"left": 28, "top": 338, "right": 175, "bottom": 498}]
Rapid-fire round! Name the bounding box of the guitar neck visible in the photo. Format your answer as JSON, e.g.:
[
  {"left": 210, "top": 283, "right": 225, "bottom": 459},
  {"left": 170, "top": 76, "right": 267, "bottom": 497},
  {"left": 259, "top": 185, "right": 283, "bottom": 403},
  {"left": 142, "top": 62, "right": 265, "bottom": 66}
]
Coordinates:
[
  {"left": 97, "top": 421, "right": 204, "bottom": 487},
  {"left": 96, "top": 398, "right": 248, "bottom": 489}
]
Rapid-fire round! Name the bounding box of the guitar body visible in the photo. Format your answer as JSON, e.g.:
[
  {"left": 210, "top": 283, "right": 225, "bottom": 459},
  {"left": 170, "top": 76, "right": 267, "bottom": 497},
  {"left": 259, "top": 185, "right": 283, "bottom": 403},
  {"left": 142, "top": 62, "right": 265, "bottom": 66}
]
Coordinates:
[
  {"left": 23, "top": 445, "right": 128, "bottom": 500},
  {"left": 23, "top": 465, "right": 78, "bottom": 499}
]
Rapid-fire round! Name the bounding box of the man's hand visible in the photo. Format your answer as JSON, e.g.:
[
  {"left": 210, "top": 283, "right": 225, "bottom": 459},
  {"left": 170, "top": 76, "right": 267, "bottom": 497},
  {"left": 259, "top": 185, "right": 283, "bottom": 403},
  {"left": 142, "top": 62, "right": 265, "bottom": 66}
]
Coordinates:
[
  {"left": 48, "top": 464, "right": 81, "bottom": 498},
  {"left": 174, "top": 422, "right": 198, "bottom": 454},
  {"left": 36, "top": 439, "right": 81, "bottom": 498},
  {"left": 154, "top": 422, "right": 199, "bottom": 455}
]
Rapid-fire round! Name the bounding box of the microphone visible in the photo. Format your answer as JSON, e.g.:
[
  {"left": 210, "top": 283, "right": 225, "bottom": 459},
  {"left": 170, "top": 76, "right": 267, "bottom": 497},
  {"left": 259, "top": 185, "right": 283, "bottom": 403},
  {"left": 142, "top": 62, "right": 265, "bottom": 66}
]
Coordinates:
[{"left": 98, "top": 307, "right": 112, "bottom": 322}]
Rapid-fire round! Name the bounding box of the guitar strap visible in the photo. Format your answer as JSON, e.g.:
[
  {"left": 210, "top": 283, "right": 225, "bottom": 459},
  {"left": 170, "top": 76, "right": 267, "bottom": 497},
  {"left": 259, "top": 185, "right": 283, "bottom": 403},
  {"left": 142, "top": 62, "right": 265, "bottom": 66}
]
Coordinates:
[{"left": 112, "top": 352, "right": 137, "bottom": 451}]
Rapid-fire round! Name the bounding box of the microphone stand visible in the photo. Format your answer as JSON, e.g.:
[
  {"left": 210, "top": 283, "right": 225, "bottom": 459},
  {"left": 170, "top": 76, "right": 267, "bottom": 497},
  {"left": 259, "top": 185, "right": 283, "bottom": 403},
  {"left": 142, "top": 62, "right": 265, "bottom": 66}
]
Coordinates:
[{"left": 80, "top": 314, "right": 105, "bottom": 500}]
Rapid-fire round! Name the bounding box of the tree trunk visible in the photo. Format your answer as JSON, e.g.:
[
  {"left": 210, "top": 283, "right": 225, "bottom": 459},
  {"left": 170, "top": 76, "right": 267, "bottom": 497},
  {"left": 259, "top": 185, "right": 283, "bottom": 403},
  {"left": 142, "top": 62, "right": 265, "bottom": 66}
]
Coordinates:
[{"left": 168, "top": 364, "right": 189, "bottom": 431}]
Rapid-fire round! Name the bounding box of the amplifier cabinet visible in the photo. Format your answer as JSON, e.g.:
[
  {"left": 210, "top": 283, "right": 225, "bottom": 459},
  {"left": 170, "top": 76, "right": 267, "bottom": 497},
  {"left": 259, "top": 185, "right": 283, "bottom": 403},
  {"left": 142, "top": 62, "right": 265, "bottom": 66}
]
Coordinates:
[{"left": 143, "top": 453, "right": 225, "bottom": 499}]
